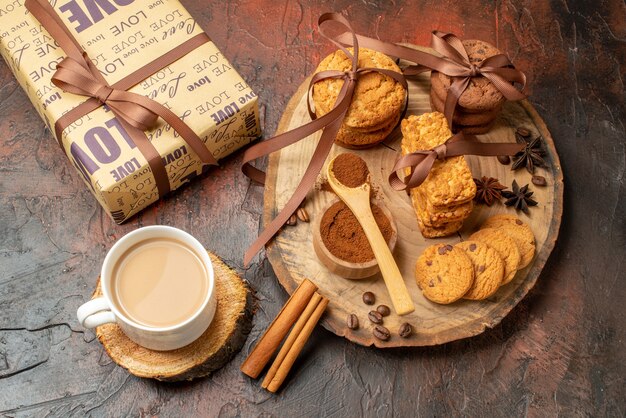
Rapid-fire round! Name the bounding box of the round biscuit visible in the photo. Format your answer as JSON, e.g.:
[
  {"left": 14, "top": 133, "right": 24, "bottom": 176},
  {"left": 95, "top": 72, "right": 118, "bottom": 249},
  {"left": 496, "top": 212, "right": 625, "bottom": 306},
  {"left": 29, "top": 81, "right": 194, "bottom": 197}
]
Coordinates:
[
  {"left": 454, "top": 120, "right": 496, "bottom": 135},
  {"left": 456, "top": 240, "right": 504, "bottom": 300},
  {"left": 416, "top": 218, "right": 464, "bottom": 238},
  {"left": 312, "top": 48, "right": 406, "bottom": 129},
  {"left": 469, "top": 228, "right": 520, "bottom": 285},
  {"left": 332, "top": 109, "right": 401, "bottom": 147},
  {"left": 430, "top": 72, "right": 499, "bottom": 114},
  {"left": 433, "top": 40, "right": 508, "bottom": 111},
  {"left": 415, "top": 244, "right": 474, "bottom": 304},
  {"left": 430, "top": 89, "right": 500, "bottom": 126},
  {"left": 481, "top": 215, "right": 536, "bottom": 269}
]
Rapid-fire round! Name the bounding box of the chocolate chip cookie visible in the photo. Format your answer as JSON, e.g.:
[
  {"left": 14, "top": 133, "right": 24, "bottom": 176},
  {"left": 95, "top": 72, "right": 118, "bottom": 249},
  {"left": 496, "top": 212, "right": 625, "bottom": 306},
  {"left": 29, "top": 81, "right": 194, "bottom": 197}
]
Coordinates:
[
  {"left": 456, "top": 240, "right": 504, "bottom": 300},
  {"left": 469, "top": 228, "right": 521, "bottom": 285},
  {"left": 415, "top": 244, "right": 474, "bottom": 304},
  {"left": 481, "top": 214, "right": 536, "bottom": 269}
]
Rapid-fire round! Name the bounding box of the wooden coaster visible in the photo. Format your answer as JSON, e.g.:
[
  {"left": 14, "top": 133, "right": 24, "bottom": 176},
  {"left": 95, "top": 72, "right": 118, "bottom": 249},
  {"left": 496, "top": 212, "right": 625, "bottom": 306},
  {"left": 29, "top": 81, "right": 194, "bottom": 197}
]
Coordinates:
[{"left": 92, "top": 252, "right": 253, "bottom": 382}]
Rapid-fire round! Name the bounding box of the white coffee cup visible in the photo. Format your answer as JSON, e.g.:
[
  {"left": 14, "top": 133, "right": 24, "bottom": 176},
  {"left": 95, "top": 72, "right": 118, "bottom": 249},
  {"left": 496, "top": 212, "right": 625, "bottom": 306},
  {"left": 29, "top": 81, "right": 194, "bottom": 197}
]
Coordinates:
[{"left": 76, "top": 225, "right": 216, "bottom": 351}]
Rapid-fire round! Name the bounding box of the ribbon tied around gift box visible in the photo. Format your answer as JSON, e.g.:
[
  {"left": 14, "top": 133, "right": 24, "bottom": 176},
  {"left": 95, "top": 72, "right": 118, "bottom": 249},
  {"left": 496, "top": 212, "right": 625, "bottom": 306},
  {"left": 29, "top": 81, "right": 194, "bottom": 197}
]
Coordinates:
[
  {"left": 241, "top": 12, "right": 528, "bottom": 266},
  {"left": 25, "top": 0, "right": 218, "bottom": 198}
]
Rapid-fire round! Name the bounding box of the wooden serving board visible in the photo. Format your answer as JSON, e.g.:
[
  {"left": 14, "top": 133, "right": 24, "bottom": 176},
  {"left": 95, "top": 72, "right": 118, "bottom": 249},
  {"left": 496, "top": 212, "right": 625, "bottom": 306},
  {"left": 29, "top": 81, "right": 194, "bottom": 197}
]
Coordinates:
[{"left": 263, "top": 66, "right": 563, "bottom": 348}]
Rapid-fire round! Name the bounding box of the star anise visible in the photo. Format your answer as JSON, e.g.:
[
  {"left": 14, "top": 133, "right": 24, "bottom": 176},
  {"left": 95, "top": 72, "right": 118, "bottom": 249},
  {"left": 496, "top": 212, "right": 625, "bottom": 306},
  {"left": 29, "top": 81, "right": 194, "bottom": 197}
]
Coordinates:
[
  {"left": 473, "top": 176, "right": 507, "bottom": 206},
  {"left": 512, "top": 134, "right": 546, "bottom": 174},
  {"left": 502, "top": 180, "right": 538, "bottom": 214}
]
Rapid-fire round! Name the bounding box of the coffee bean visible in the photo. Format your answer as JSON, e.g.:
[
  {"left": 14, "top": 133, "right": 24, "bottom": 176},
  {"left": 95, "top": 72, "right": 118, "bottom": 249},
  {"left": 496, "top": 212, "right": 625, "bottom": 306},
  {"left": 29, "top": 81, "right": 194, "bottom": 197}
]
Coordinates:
[
  {"left": 373, "top": 325, "right": 391, "bottom": 341},
  {"left": 368, "top": 310, "right": 383, "bottom": 324},
  {"left": 516, "top": 127, "right": 531, "bottom": 137},
  {"left": 532, "top": 175, "right": 547, "bottom": 187},
  {"left": 347, "top": 314, "right": 359, "bottom": 330},
  {"left": 399, "top": 323, "right": 413, "bottom": 338},
  {"left": 296, "top": 207, "right": 310, "bottom": 222},
  {"left": 285, "top": 214, "right": 297, "bottom": 226},
  {"left": 362, "top": 291, "right": 375, "bottom": 305},
  {"left": 376, "top": 304, "right": 391, "bottom": 317},
  {"left": 497, "top": 155, "right": 511, "bottom": 165}
]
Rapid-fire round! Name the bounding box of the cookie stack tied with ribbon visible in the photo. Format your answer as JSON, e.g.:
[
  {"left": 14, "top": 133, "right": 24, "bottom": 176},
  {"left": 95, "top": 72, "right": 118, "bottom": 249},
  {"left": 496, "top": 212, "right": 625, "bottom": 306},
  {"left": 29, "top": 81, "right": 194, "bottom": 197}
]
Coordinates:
[
  {"left": 312, "top": 48, "right": 406, "bottom": 148},
  {"left": 241, "top": 13, "right": 407, "bottom": 266},
  {"left": 400, "top": 112, "right": 476, "bottom": 238},
  {"left": 334, "top": 29, "right": 527, "bottom": 134},
  {"left": 429, "top": 40, "right": 507, "bottom": 134},
  {"left": 242, "top": 13, "right": 524, "bottom": 266}
]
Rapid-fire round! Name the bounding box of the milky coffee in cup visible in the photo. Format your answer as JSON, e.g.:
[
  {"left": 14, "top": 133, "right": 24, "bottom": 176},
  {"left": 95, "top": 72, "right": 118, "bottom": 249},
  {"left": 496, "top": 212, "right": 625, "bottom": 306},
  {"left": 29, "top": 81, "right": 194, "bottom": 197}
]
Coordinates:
[
  {"left": 110, "top": 237, "right": 209, "bottom": 328},
  {"left": 77, "top": 226, "right": 216, "bottom": 351}
]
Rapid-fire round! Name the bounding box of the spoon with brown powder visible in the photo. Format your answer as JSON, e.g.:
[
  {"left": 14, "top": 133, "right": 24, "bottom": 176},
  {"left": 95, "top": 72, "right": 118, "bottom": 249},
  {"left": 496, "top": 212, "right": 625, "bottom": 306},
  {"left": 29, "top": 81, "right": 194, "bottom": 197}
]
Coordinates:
[{"left": 327, "top": 153, "right": 415, "bottom": 316}]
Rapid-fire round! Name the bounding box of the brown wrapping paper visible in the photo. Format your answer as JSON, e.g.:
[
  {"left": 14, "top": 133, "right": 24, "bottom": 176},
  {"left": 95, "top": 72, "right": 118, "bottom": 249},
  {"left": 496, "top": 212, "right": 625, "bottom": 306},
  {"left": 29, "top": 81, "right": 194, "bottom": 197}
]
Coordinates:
[{"left": 0, "top": 0, "right": 261, "bottom": 222}]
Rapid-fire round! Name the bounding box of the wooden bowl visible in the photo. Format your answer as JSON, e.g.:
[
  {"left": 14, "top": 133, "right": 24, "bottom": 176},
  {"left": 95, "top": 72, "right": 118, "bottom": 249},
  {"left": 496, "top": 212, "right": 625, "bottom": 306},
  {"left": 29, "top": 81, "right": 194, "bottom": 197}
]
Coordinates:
[{"left": 312, "top": 198, "right": 398, "bottom": 279}]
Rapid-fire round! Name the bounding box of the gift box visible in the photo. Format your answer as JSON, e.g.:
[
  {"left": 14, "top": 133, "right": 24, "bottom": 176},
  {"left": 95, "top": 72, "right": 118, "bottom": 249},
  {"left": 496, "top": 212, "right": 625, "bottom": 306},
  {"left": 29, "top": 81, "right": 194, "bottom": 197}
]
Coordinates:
[{"left": 0, "top": 0, "right": 261, "bottom": 223}]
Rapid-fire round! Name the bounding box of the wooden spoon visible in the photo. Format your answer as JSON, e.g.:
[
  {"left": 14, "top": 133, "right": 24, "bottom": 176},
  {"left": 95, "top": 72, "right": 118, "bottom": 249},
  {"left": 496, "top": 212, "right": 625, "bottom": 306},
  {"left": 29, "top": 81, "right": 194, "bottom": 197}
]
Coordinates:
[{"left": 327, "top": 155, "right": 415, "bottom": 316}]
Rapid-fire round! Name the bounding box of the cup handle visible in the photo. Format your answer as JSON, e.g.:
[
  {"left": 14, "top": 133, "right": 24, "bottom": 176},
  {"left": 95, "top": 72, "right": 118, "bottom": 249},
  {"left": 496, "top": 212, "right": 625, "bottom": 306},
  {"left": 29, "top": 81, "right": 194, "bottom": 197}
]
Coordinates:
[{"left": 77, "top": 297, "right": 116, "bottom": 329}]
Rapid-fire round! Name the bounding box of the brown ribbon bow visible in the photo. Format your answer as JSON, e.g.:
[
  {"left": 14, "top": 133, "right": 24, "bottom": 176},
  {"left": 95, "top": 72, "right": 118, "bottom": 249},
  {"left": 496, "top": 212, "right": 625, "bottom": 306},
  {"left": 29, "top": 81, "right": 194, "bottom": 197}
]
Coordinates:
[
  {"left": 336, "top": 31, "right": 527, "bottom": 129},
  {"left": 332, "top": 28, "right": 527, "bottom": 189},
  {"left": 25, "top": 0, "right": 218, "bottom": 197},
  {"left": 53, "top": 58, "right": 160, "bottom": 132},
  {"left": 388, "top": 132, "right": 523, "bottom": 190},
  {"left": 241, "top": 12, "right": 408, "bottom": 266}
]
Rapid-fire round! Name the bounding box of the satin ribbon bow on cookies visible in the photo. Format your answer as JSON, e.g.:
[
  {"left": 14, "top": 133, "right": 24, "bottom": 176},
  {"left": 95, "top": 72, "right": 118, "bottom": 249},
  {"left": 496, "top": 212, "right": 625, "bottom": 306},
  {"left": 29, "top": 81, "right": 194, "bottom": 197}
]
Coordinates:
[
  {"left": 241, "top": 12, "right": 407, "bottom": 266},
  {"left": 403, "top": 31, "right": 527, "bottom": 128},
  {"left": 388, "top": 132, "right": 523, "bottom": 191},
  {"left": 328, "top": 24, "right": 528, "bottom": 188},
  {"left": 335, "top": 30, "right": 527, "bottom": 129}
]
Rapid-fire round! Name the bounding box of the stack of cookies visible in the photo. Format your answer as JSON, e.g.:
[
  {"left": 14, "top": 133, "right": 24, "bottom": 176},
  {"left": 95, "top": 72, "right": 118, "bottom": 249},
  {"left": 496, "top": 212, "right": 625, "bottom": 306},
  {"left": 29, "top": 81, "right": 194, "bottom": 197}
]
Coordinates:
[
  {"left": 415, "top": 215, "right": 536, "bottom": 304},
  {"left": 312, "top": 48, "right": 406, "bottom": 149},
  {"left": 430, "top": 39, "right": 506, "bottom": 135},
  {"left": 401, "top": 112, "right": 476, "bottom": 238}
]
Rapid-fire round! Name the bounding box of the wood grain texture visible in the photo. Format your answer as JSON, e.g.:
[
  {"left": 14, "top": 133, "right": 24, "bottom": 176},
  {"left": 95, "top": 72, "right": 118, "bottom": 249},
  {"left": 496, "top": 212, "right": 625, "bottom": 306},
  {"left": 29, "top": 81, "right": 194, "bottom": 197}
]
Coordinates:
[
  {"left": 264, "top": 70, "right": 562, "bottom": 347},
  {"left": 1, "top": 0, "right": 624, "bottom": 416}
]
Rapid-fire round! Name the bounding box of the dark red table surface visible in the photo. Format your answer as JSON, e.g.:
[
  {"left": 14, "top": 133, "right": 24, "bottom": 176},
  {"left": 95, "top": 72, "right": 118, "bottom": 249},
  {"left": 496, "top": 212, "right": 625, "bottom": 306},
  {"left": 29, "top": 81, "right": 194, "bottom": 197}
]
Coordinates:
[{"left": 1, "top": 1, "right": 624, "bottom": 416}]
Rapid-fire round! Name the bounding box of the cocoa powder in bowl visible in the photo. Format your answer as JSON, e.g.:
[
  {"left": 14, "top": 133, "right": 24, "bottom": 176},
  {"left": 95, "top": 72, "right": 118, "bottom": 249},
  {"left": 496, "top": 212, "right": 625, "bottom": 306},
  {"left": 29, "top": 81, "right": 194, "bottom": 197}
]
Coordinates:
[
  {"left": 331, "top": 153, "right": 369, "bottom": 187},
  {"left": 320, "top": 201, "right": 393, "bottom": 263}
]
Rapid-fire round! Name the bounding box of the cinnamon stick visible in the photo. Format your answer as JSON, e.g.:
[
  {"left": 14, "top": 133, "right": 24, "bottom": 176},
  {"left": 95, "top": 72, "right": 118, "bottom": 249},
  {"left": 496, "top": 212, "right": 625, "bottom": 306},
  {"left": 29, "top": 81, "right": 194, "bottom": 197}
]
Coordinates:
[
  {"left": 240, "top": 278, "right": 318, "bottom": 378},
  {"left": 261, "top": 292, "right": 323, "bottom": 389},
  {"left": 266, "top": 296, "right": 329, "bottom": 393}
]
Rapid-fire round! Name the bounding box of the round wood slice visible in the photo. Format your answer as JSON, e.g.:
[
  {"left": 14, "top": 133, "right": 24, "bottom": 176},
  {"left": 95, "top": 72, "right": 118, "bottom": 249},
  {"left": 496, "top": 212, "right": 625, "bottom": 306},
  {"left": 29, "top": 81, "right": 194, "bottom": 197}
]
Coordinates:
[
  {"left": 263, "top": 47, "right": 563, "bottom": 348},
  {"left": 92, "top": 252, "right": 253, "bottom": 381}
]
